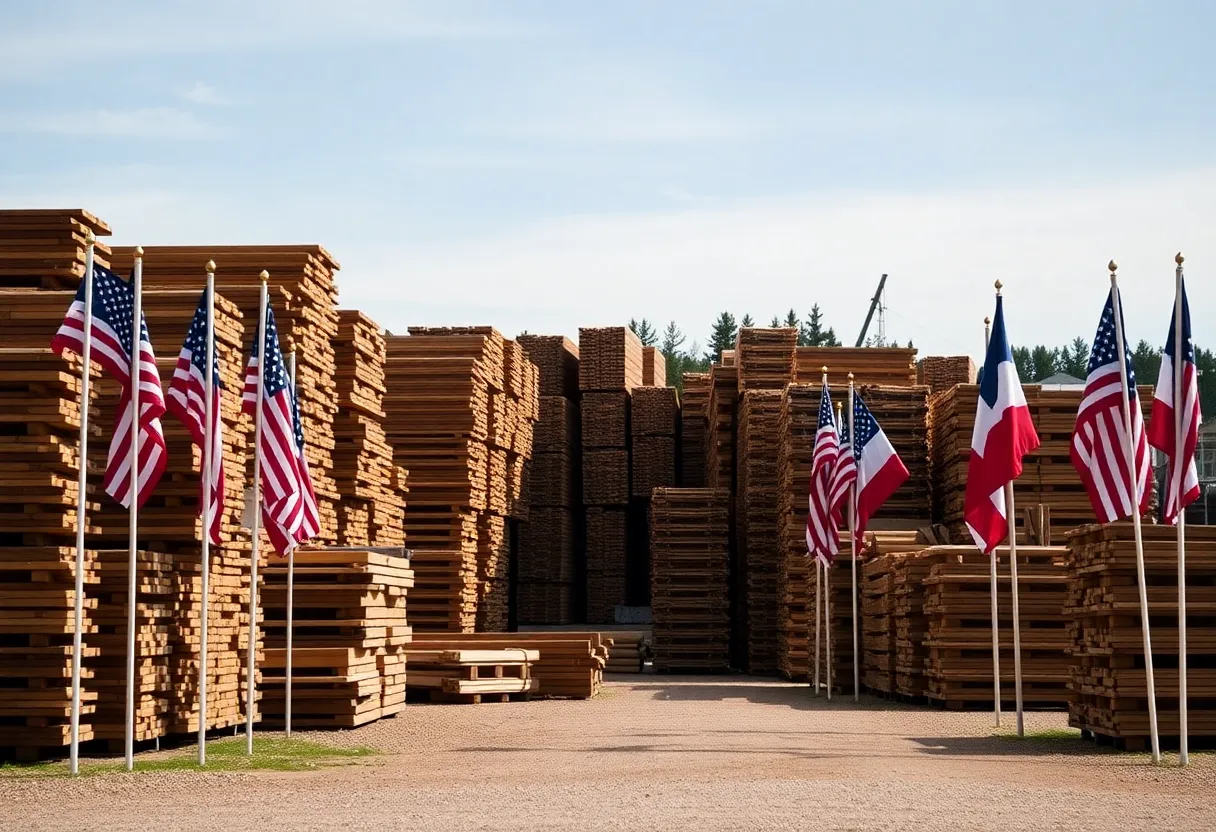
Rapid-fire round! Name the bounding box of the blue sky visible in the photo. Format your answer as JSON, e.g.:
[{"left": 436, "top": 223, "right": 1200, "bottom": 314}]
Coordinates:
[{"left": 2, "top": 1, "right": 1213, "bottom": 359}]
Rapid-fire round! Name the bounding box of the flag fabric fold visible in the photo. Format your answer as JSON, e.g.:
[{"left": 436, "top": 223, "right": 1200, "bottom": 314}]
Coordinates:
[
  {"left": 51, "top": 263, "right": 167, "bottom": 508},
  {"left": 1147, "top": 277, "right": 1201, "bottom": 525},
  {"left": 849, "top": 392, "right": 909, "bottom": 546},
  {"left": 964, "top": 295, "right": 1040, "bottom": 553},
  {"left": 1070, "top": 288, "right": 1152, "bottom": 523},
  {"left": 806, "top": 380, "right": 841, "bottom": 563},
  {"left": 166, "top": 288, "right": 225, "bottom": 545}
]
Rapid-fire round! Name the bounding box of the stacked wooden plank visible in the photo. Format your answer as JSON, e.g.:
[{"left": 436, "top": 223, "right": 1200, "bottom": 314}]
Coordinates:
[
  {"left": 923, "top": 546, "right": 1069, "bottom": 709},
  {"left": 738, "top": 391, "right": 785, "bottom": 675},
  {"left": 0, "top": 209, "right": 112, "bottom": 290},
  {"left": 736, "top": 328, "right": 797, "bottom": 392},
  {"left": 631, "top": 387, "right": 678, "bottom": 498},
  {"left": 706, "top": 364, "right": 737, "bottom": 490},
  {"left": 0, "top": 349, "right": 101, "bottom": 758},
  {"left": 795, "top": 347, "right": 917, "bottom": 387},
  {"left": 332, "top": 311, "right": 406, "bottom": 547},
  {"left": 679, "top": 372, "right": 710, "bottom": 488},
  {"left": 1066, "top": 523, "right": 1216, "bottom": 749},
  {"left": 603, "top": 631, "right": 649, "bottom": 672},
  {"left": 261, "top": 548, "right": 413, "bottom": 727},
  {"left": 891, "top": 551, "right": 936, "bottom": 699},
  {"left": 117, "top": 245, "right": 342, "bottom": 544},
  {"left": 410, "top": 632, "right": 607, "bottom": 698},
  {"left": 650, "top": 488, "right": 730, "bottom": 672},
  {"left": 517, "top": 335, "right": 580, "bottom": 398},
  {"left": 403, "top": 647, "right": 537, "bottom": 703},
  {"left": 641, "top": 346, "right": 666, "bottom": 387},
  {"left": 917, "top": 356, "right": 976, "bottom": 393},
  {"left": 578, "top": 327, "right": 644, "bottom": 392},
  {"left": 859, "top": 384, "right": 931, "bottom": 520},
  {"left": 861, "top": 555, "right": 898, "bottom": 694}
]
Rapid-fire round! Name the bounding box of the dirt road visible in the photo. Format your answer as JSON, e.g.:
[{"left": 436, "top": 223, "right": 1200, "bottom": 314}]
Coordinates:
[{"left": 4, "top": 676, "right": 1211, "bottom": 831}]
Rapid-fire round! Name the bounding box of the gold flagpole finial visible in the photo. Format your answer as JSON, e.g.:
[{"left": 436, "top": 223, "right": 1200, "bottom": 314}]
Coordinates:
[
  {"left": 1176, "top": 252, "right": 1185, "bottom": 266},
  {"left": 847, "top": 372, "right": 854, "bottom": 381},
  {"left": 84, "top": 229, "right": 95, "bottom": 245},
  {"left": 994, "top": 279, "right": 1003, "bottom": 294},
  {"left": 821, "top": 365, "right": 828, "bottom": 374},
  {"left": 205, "top": 260, "right": 216, "bottom": 274},
  {"left": 259, "top": 270, "right": 269, "bottom": 282},
  {"left": 1108, "top": 260, "right": 1118, "bottom": 274},
  {"left": 133, "top": 245, "right": 144, "bottom": 257},
  {"left": 984, "top": 316, "right": 991, "bottom": 325}
]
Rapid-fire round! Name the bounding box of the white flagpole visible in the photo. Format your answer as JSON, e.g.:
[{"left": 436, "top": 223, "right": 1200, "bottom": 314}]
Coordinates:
[
  {"left": 247, "top": 271, "right": 269, "bottom": 756},
  {"left": 286, "top": 350, "right": 297, "bottom": 738},
  {"left": 984, "top": 314, "right": 1002, "bottom": 729},
  {"left": 69, "top": 231, "right": 96, "bottom": 776},
  {"left": 813, "top": 557, "right": 821, "bottom": 696},
  {"left": 1108, "top": 260, "right": 1161, "bottom": 764},
  {"left": 198, "top": 260, "right": 216, "bottom": 766},
  {"left": 847, "top": 374, "right": 859, "bottom": 701},
  {"left": 124, "top": 247, "right": 144, "bottom": 771},
  {"left": 1174, "top": 252, "right": 1188, "bottom": 767},
  {"left": 824, "top": 556, "right": 832, "bottom": 701}
]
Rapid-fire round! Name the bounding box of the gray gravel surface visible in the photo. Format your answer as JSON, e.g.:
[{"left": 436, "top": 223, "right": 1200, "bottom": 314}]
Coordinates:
[{"left": 4, "top": 675, "right": 1213, "bottom": 831}]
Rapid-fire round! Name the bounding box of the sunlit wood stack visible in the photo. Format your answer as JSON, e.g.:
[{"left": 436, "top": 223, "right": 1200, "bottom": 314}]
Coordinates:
[
  {"left": 795, "top": 347, "right": 918, "bottom": 387},
  {"left": 707, "top": 364, "right": 737, "bottom": 490},
  {"left": 917, "top": 356, "right": 976, "bottom": 393},
  {"left": 679, "top": 372, "right": 710, "bottom": 487},
  {"left": 650, "top": 488, "right": 730, "bottom": 672},
  {"left": 261, "top": 548, "right": 413, "bottom": 727},
  {"left": 891, "top": 551, "right": 935, "bottom": 699},
  {"left": 1066, "top": 523, "right": 1216, "bottom": 750},
  {"left": 736, "top": 328, "right": 797, "bottom": 392},
  {"left": 923, "top": 546, "right": 1069, "bottom": 709},
  {"left": 410, "top": 632, "right": 607, "bottom": 698},
  {"left": 0, "top": 349, "right": 100, "bottom": 758},
  {"left": 861, "top": 555, "right": 898, "bottom": 694},
  {"left": 0, "top": 208, "right": 112, "bottom": 290},
  {"left": 403, "top": 647, "right": 537, "bottom": 704},
  {"left": 603, "top": 631, "right": 649, "bottom": 672},
  {"left": 117, "top": 245, "right": 343, "bottom": 544},
  {"left": 578, "top": 327, "right": 644, "bottom": 392},
  {"left": 631, "top": 386, "right": 678, "bottom": 498},
  {"left": 859, "top": 384, "right": 931, "bottom": 520},
  {"left": 738, "top": 390, "right": 785, "bottom": 675},
  {"left": 517, "top": 335, "right": 580, "bottom": 399},
  {"left": 642, "top": 346, "right": 666, "bottom": 387},
  {"left": 332, "top": 311, "right": 405, "bottom": 547}
]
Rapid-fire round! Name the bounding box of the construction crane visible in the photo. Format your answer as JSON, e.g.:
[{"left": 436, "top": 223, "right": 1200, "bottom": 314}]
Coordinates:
[{"left": 855, "top": 273, "right": 888, "bottom": 347}]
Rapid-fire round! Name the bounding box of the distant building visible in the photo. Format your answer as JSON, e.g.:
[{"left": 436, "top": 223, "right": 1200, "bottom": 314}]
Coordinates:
[{"left": 1038, "top": 372, "right": 1085, "bottom": 388}]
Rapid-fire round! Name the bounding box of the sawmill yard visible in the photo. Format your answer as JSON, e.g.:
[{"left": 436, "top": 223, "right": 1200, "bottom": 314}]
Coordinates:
[{"left": 5, "top": 676, "right": 1213, "bottom": 832}]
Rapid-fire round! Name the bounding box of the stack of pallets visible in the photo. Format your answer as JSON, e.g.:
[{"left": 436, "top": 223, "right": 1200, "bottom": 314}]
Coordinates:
[
  {"left": 403, "top": 647, "right": 537, "bottom": 704},
  {"left": 1066, "top": 523, "right": 1216, "bottom": 750},
  {"left": 738, "top": 391, "right": 785, "bottom": 675},
  {"left": 923, "top": 546, "right": 1069, "bottom": 709},
  {"left": 736, "top": 328, "right": 797, "bottom": 392},
  {"left": 679, "top": 372, "right": 710, "bottom": 487},
  {"left": 603, "top": 631, "right": 649, "bottom": 672},
  {"left": 641, "top": 346, "right": 666, "bottom": 386},
  {"left": 332, "top": 311, "right": 406, "bottom": 547},
  {"left": 859, "top": 384, "right": 931, "bottom": 520},
  {"left": 0, "top": 209, "right": 113, "bottom": 289},
  {"left": 861, "top": 555, "right": 898, "bottom": 695},
  {"left": 0, "top": 349, "right": 100, "bottom": 759},
  {"left": 706, "top": 364, "right": 737, "bottom": 490},
  {"left": 650, "top": 488, "right": 730, "bottom": 672},
  {"left": 794, "top": 347, "right": 918, "bottom": 387},
  {"left": 261, "top": 548, "right": 413, "bottom": 727},
  {"left": 410, "top": 632, "right": 607, "bottom": 698},
  {"left": 917, "top": 356, "right": 976, "bottom": 392}
]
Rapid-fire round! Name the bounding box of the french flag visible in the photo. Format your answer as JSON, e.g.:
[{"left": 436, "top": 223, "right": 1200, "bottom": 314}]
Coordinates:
[
  {"left": 850, "top": 392, "right": 909, "bottom": 546},
  {"left": 964, "top": 294, "right": 1040, "bottom": 553}
]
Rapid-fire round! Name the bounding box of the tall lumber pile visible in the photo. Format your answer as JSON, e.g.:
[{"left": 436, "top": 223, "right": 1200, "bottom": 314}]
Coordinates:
[
  {"left": 332, "top": 311, "right": 406, "bottom": 547},
  {"left": 861, "top": 555, "right": 898, "bottom": 694},
  {"left": 917, "top": 356, "right": 976, "bottom": 393},
  {"left": 0, "top": 349, "right": 100, "bottom": 758},
  {"left": 679, "top": 372, "right": 710, "bottom": 487},
  {"left": 117, "top": 245, "right": 343, "bottom": 545},
  {"left": 261, "top": 548, "right": 413, "bottom": 727},
  {"left": 0, "top": 209, "right": 112, "bottom": 290},
  {"left": 795, "top": 347, "right": 918, "bottom": 387},
  {"left": 641, "top": 346, "right": 666, "bottom": 387},
  {"left": 579, "top": 327, "right": 642, "bottom": 624},
  {"left": 891, "top": 551, "right": 935, "bottom": 698},
  {"left": 631, "top": 386, "right": 678, "bottom": 499},
  {"left": 736, "top": 328, "right": 797, "bottom": 392},
  {"left": 738, "top": 390, "right": 785, "bottom": 675},
  {"left": 706, "top": 363, "right": 737, "bottom": 490},
  {"left": 517, "top": 335, "right": 581, "bottom": 624},
  {"left": 1066, "top": 523, "right": 1216, "bottom": 749},
  {"left": 859, "top": 384, "right": 930, "bottom": 520},
  {"left": 410, "top": 632, "right": 607, "bottom": 698},
  {"left": 650, "top": 488, "right": 730, "bottom": 672},
  {"left": 385, "top": 327, "right": 537, "bottom": 632}
]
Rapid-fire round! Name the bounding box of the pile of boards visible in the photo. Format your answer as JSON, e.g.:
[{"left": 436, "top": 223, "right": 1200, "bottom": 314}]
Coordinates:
[
  {"left": 603, "top": 631, "right": 649, "bottom": 672},
  {"left": 739, "top": 390, "right": 785, "bottom": 675},
  {"left": 261, "top": 548, "right": 413, "bottom": 728},
  {"left": 410, "top": 632, "right": 608, "bottom": 698},
  {"left": 858, "top": 385, "right": 930, "bottom": 520},
  {"left": 384, "top": 327, "right": 538, "bottom": 632},
  {"left": 403, "top": 647, "right": 537, "bottom": 703},
  {"left": 917, "top": 356, "right": 976, "bottom": 393},
  {"left": 0, "top": 208, "right": 113, "bottom": 290},
  {"left": 1066, "top": 523, "right": 1216, "bottom": 750},
  {"left": 794, "top": 347, "right": 918, "bottom": 387},
  {"left": 650, "top": 488, "right": 730, "bottom": 672},
  {"left": 679, "top": 373, "right": 710, "bottom": 488}
]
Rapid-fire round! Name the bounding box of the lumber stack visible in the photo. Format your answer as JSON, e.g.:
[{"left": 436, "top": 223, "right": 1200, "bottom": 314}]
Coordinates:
[
  {"left": 1066, "top": 523, "right": 1216, "bottom": 749},
  {"left": 650, "top": 488, "right": 730, "bottom": 672},
  {"left": 261, "top": 548, "right": 413, "bottom": 727},
  {"left": 0, "top": 209, "right": 113, "bottom": 290},
  {"left": 631, "top": 386, "right": 678, "bottom": 498},
  {"left": 332, "top": 311, "right": 406, "bottom": 547},
  {"left": 795, "top": 347, "right": 918, "bottom": 387},
  {"left": 517, "top": 335, "right": 580, "bottom": 399},
  {"left": 603, "top": 631, "right": 649, "bottom": 672},
  {"left": 923, "top": 546, "right": 1069, "bottom": 709},
  {"left": 403, "top": 647, "right": 537, "bottom": 703},
  {"left": 861, "top": 555, "right": 898, "bottom": 694},
  {"left": 738, "top": 391, "right": 786, "bottom": 675},
  {"left": 642, "top": 347, "right": 666, "bottom": 387},
  {"left": 679, "top": 372, "right": 710, "bottom": 487},
  {"left": 578, "top": 327, "right": 644, "bottom": 392},
  {"left": 0, "top": 349, "right": 101, "bottom": 758},
  {"left": 410, "top": 632, "right": 607, "bottom": 698},
  {"left": 917, "top": 356, "right": 976, "bottom": 392},
  {"left": 117, "top": 245, "right": 343, "bottom": 544},
  {"left": 891, "top": 551, "right": 935, "bottom": 699},
  {"left": 706, "top": 364, "right": 737, "bottom": 490},
  {"left": 736, "top": 328, "right": 797, "bottom": 392},
  {"left": 859, "top": 384, "right": 931, "bottom": 520}
]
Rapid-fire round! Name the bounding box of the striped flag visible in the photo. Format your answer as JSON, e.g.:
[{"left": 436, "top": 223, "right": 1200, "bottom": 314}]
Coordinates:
[
  {"left": 50, "top": 263, "right": 167, "bottom": 508},
  {"left": 1147, "top": 277, "right": 1201, "bottom": 524},
  {"left": 166, "top": 288, "right": 224, "bottom": 545},
  {"left": 263, "top": 365, "right": 320, "bottom": 554},
  {"left": 1070, "top": 288, "right": 1152, "bottom": 522},
  {"left": 241, "top": 305, "right": 318, "bottom": 555},
  {"left": 850, "top": 393, "right": 909, "bottom": 545},
  {"left": 806, "top": 380, "right": 841, "bottom": 563},
  {"left": 829, "top": 402, "right": 857, "bottom": 523}
]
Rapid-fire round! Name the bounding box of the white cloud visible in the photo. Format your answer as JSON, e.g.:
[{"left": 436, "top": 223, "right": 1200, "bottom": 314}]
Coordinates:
[
  {"left": 183, "top": 81, "right": 226, "bottom": 106},
  {"left": 3, "top": 108, "right": 221, "bottom": 139}
]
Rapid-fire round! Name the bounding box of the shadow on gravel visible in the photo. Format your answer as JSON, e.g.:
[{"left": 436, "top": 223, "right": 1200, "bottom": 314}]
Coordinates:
[{"left": 909, "top": 732, "right": 1114, "bottom": 759}]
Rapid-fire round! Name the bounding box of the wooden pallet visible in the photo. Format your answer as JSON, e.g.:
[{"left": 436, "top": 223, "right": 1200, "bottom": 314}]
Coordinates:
[{"left": 409, "top": 633, "right": 607, "bottom": 698}]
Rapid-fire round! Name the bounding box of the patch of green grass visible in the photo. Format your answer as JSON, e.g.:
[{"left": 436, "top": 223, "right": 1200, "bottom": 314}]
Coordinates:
[
  {"left": 0, "top": 737, "right": 376, "bottom": 779},
  {"left": 995, "top": 727, "right": 1086, "bottom": 746}
]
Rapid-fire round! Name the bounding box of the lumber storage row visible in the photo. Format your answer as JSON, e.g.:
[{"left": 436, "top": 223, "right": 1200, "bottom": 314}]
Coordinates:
[
  {"left": 0, "top": 208, "right": 113, "bottom": 290},
  {"left": 410, "top": 632, "right": 608, "bottom": 698},
  {"left": 917, "top": 356, "right": 976, "bottom": 393},
  {"left": 679, "top": 373, "right": 710, "bottom": 488}
]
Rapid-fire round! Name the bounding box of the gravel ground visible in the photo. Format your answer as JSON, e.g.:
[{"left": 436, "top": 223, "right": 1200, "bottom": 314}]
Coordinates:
[{"left": 4, "top": 675, "right": 1213, "bottom": 831}]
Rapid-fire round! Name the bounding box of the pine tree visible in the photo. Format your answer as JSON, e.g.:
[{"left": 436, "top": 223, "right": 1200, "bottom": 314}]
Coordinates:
[
  {"left": 1132, "top": 340, "right": 1162, "bottom": 388},
  {"left": 802, "top": 304, "right": 841, "bottom": 347},
  {"left": 784, "top": 309, "right": 801, "bottom": 333},
  {"left": 1059, "top": 337, "right": 1089, "bottom": 379},
  {"left": 740, "top": 314, "right": 754, "bottom": 328},
  {"left": 661, "top": 321, "right": 685, "bottom": 387},
  {"left": 1030, "top": 345, "right": 1059, "bottom": 381},
  {"left": 629, "top": 318, "right": 658, "bottom": 347},
  {"left": 769, "top": 315, "right": 781, "bottom": 327},
  {"left": 1011, "top": 346, "right": 1034, "bottom": 382},
  {"left": 706, "top": 312, "right": 737, "bottom": 363}
]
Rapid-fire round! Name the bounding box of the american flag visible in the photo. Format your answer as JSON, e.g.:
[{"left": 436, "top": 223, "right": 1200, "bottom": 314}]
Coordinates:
[
  {"left": 50, "top": 263, "right": 167, "bottom": 508},
  {"left": 241, "top": 305, "right": 318, "bottom": 555},
  {"left": 165, "top": 288, "right": 225, "bottom": 545},
  {"left": 850, "top": 392, "right": 909, "bottom": 546},
  {"left": 805, "top": 380, "right": 840, "bottom": 562},
  {"left": 829, "top": 398, "right": 857, "bottom": 521},
  {"left": 1147, "top": 277, "right": 1201, "bottom": 524},
  {"left": 1070, "top": 288, "right": 1152, "bottom": 523}
]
